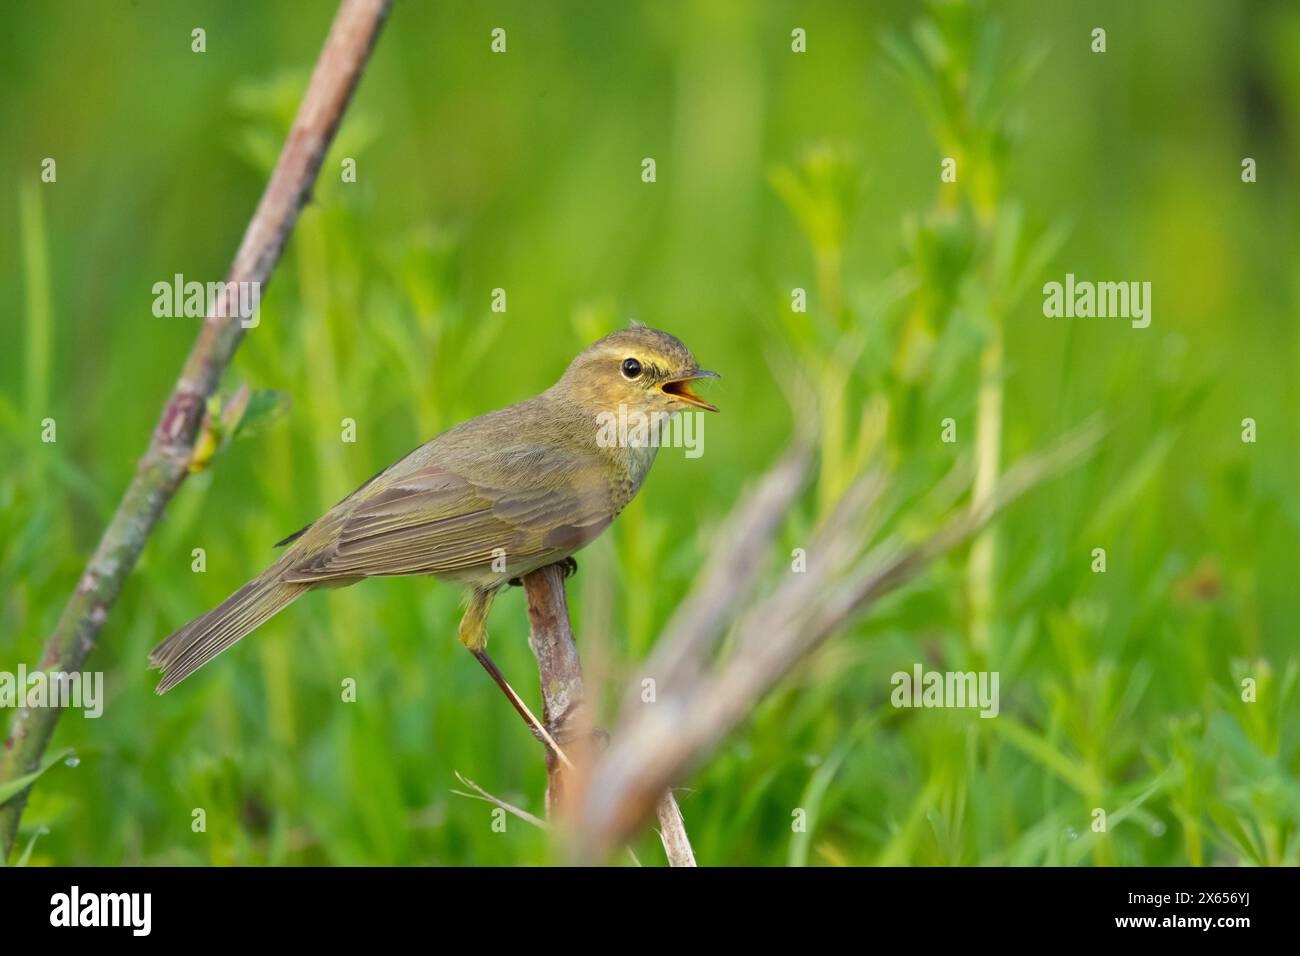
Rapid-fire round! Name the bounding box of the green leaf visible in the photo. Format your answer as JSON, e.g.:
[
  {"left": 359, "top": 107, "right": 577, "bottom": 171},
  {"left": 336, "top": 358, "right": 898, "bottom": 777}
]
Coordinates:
[
  {"left": 14, "top": 825, "right": 50, "bottom": 867},
  {"left": 0, "top": 747, "right": 73, "bottom": 805},
  {"left": 992, "top": 718, "right": 1101, "bottom": 796},
  {"left": 788, "top": 718, "right": 871, "bottom": 867},
  {"left": 231, "top": 388, "right": 291, "bottom": 441}
]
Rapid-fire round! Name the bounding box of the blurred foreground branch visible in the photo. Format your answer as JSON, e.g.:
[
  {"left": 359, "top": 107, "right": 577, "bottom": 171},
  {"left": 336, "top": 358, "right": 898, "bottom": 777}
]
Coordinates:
[
  {"left": 570, "top": 421, "right": 1102, "bottom": 861},
  {"left": 0, "top": 0, "right": 393, "bottom": 860}
]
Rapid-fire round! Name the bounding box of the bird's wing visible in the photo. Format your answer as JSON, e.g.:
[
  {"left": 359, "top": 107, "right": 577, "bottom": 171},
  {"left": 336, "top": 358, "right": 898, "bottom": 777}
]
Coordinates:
[{"left": 281, "top": 453, "right": 613, "bottom": 582}]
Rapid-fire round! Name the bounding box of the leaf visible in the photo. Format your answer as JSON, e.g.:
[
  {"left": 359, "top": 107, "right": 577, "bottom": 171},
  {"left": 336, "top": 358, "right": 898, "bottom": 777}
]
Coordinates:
[
  {"left": 0, "top": 747, "right": 73, "bottom": 806},
  {"left": 231, "top": 388, "right": 291, "bottom": 441},
  {"left": 787, "top": 718, "right": 870, "bottom": 867},
  {"left": 188, "top": 385, "right": 291, "bottom": 473},
  {"left": 14, "top": 825, "right": 50, "bottom": 867},
  {"left": 992, "top": 718, "right": 1101, "bottom": 796}
]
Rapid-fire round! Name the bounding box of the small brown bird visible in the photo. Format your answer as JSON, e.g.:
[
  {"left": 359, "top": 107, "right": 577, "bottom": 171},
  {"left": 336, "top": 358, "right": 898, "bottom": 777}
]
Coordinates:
[{"left": 150, "top": 325, "right": 717, "bottom": 747}]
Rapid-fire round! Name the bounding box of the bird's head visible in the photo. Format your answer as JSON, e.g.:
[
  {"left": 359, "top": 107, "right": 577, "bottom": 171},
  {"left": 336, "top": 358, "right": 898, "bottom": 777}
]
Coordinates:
[{"left": 556, "top": 324, "right": 720, "bottom": 417}]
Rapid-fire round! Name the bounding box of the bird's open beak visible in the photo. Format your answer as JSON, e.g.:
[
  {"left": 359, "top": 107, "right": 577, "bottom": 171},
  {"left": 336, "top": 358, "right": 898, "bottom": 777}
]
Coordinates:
[{"left": 660, "top": 369, "right": 720, "bottom": 412}]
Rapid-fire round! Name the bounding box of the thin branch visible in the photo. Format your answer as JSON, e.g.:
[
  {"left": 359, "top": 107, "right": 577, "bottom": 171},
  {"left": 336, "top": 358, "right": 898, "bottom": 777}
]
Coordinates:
[
  {"left": 521, "top": 564, "right": 590, "bottom": 812},
  {"left": 654, "top": 791, "right": 697, "bottom": 868},
  {"left": 0, "top": 0, "right": 393, "bottom": 859},
  {"left": 520, "top": 563, "right": 698, "bottom": 866},
  {"left": 451, "top": 772, "right": 549, "bottom": 831}
]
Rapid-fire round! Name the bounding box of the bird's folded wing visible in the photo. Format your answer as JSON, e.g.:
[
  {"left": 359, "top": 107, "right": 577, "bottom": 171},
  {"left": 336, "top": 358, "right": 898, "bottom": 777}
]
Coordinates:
[{"left": 282, "top": 459, "right": 611, "bottom": 581}]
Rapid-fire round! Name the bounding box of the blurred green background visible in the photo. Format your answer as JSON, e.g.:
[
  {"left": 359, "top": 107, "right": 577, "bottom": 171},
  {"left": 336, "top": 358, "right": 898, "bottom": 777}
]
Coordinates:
[{"left": 2, "top": 0, "right": 1298, "bottom": 865}]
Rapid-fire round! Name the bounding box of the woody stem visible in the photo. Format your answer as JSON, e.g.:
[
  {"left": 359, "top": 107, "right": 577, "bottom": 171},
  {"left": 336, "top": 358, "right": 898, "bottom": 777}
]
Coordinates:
[{"left": 0, "top": 0, "right": 393, "bottom": 860}]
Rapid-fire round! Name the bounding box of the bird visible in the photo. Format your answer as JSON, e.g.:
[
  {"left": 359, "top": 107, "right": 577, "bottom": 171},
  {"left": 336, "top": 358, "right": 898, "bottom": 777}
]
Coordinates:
[{"left": 149, "top": 325, "right": 718, "bottom": 754}]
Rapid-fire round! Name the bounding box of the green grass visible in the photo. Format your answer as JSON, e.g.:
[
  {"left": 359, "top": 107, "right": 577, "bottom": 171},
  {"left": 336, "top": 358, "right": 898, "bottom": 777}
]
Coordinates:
[{"left": 1, "top": 0, "right": 1298, "bottom": 865}]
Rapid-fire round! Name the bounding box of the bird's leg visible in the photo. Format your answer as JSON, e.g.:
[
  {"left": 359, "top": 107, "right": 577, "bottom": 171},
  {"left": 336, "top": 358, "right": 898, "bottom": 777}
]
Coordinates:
[{"left": 458, "top": 586, "right": 573, "bottom": 769}]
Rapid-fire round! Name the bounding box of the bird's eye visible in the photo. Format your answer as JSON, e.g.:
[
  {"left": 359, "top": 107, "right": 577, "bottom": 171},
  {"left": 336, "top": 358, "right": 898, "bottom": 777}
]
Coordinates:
[{"left": 621, "top": 357, "right": 642, "bottom": 379}]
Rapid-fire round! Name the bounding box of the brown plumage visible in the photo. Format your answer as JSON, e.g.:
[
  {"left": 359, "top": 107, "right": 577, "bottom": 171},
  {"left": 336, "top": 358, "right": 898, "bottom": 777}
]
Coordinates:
[{"left": 149, "top": 326, "right": 718, "bottom": 693}]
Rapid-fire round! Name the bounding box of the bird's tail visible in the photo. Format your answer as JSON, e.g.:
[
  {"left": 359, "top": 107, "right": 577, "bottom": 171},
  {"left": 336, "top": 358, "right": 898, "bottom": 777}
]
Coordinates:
[{"left": 149, "top": 563, "right": 308, "bottom": 694}]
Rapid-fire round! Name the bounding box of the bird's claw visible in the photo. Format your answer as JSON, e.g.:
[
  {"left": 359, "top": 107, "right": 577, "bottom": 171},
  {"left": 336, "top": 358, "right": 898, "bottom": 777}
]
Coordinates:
[{"left": 506, "top": 557, "right": 576, "bottom": 589}]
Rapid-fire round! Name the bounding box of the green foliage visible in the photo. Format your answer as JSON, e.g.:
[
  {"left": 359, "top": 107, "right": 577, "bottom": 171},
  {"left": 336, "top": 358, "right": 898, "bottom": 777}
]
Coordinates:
[{"left": 1, "top": 0, "right": 1296, "bottom": 866}]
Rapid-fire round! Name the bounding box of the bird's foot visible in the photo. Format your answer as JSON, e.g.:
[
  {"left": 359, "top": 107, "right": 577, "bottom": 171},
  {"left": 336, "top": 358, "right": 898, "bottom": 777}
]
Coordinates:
[
  {"left": 507, "top": 557, "right": 577, "bottom": 588},
  {"left": 552, "top": 712, "right": 609, "bottom": 751}
]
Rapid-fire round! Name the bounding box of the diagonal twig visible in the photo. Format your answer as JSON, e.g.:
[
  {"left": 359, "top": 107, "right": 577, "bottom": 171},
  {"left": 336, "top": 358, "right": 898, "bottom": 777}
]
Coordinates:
[
  {"left": 451, "top": 771, "right": 549, "bottom": 830},
  {"left": 0, "top": 0, "right": 393, "bottom": 860}
]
